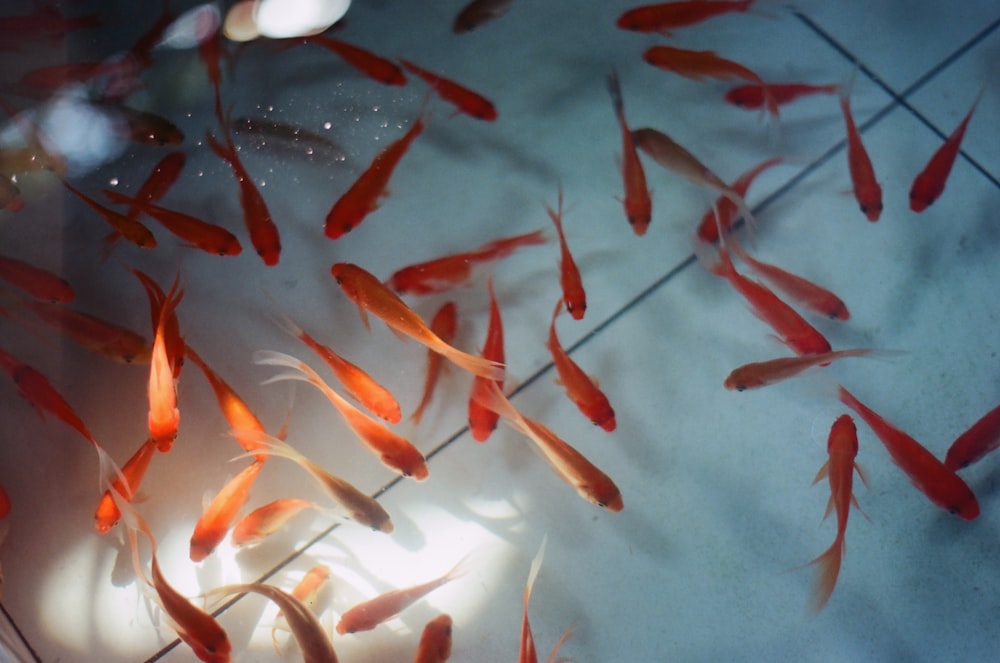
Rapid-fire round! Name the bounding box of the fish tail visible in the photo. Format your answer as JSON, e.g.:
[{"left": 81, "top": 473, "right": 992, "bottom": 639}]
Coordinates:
[
  {"left": 525, "top": 534, "right": 547, "bottom": 609},
  {"left": 606, "top": 69, "right": 626, "bottom": 122},
  {"left": 806, "top": 535, "right": 844, "bottom": 614},
  {"left": 472, "top": 380, "right": 526, "bottom": 428},
  {"left": 436, "top": 340, "right": 505, "bottom": 380}
]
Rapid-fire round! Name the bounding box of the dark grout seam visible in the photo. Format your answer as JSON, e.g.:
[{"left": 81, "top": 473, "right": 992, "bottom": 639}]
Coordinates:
[{"left": 0, "top": 603, "right": 42, "bottom": 663}]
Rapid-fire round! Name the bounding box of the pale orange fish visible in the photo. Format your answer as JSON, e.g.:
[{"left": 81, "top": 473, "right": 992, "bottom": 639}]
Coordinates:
[
  {"left": 271, "top": 309, "right": 401, "bottom": 423},
  {"left": 547, "top": 302, "right": 615, "bottom": 431},
  {"left": 147, "top": 277, "right": 184, "bottom": 451},
  {"left": 336, "top": 554, "right": 471, "bottom": 634},
  {"left": 94, "top": 437, "right": 158, "bottom": 533},
  {"left": 519, "top": 537, "right": 545, "bottom": 663},
  {"left": 190, "top": 460, "right": 265, "bottom": 562},
  {"left": 469, "top": 278, "right": 504, "bottom": 442},
  {"left": 413, "top": 614, "right": 453, "bottom": 663},
  {"left": 545, "top": 186, "right": 586, "bottom": 320},
  {"left": 256, "top": 350, "right": 428, "bottom": 479},
  {"left": 411, "top": 302, "right": 457, "bottom": 424},
  {"left": 0, "top": 254, "right": 73, "bottom": 303},
  {"left": 606, "top": 70, "right": 652, "bottom": 235},
  {"left": 330, "top": 262, "right": 505, "bottom": 380},
  {"left": 16, "top": 298, "right": 151, "bottom": 363},
  {"left": 724, "top": 349, "right": 881, "bottom": 391},
  {"left": 272, "top": 565, "right": 332, "bottom": 650},
  {"left": 130, "top": 269, "right": 185, "bottom": 378},
  {"left": 231, "top": 498, "right": 321, "bottom": 547}
]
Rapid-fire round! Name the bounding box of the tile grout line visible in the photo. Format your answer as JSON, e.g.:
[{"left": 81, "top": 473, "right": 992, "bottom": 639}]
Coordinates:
[{"left": 0, "top": 602, "right": 42, "bottom": 663}]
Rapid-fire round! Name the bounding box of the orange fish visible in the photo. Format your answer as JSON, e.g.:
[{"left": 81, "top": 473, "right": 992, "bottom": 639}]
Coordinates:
[
  {"left": 94, "top": 437, "right": 158, "bottom": 533},
  {"left": 206, "top": 114, "right": 281, "bottom": 265},
  {"left": 606, "top": 70, "right": 652, "bottom": 236},
  {"left": 725, "top": 82, "right": 838, "bottom": 110},
  {"left": 412, "top": 302, "right": 458, "bottom": 424},
  {"left": 724, "top": 349, "right": 879, "bottom": 391},
  {"left": 63, "top": 181, "right": 156, "bottom": 248},
  {"left": 400, "top": 59, "right": 497, "bottom": 121},
  {"left": 190, "top": 460, "right": 265, "bottom": 562},
  {"left": 642, "top": 45, "right": 778, "bottom": 119},
  {"left": 336, "top": 555, "right": 470, "bottom": 634},
  {"left": 839, "top": 387, "right": 978, "bottom": 519},
  {"left": 330, "top": 262, "right": 505, "bottom": 380},
  {"left": 387, "top": 229, "right": 547, "bottom": 296},
  {"left": 0, "top": 254, "right": 74, "bottom": 303},
  {"left": 303, "top": 35, "right": 406, "bottom": 86},
  {"left": 17, "top": 298, "right": 151, "bottom": 363},
  {"left": 469, "top": 278, "right": 504, "bottom": 442},
  {"left": 231, "top": 498, "right": 320, "bottom": 547},
  {"left": 519, "top": 537, "right": 545, "bottom": 663},
  {"left": 103, "top": 151, "right": 185, "bottom": 253},
  {"left": 147, "top": 278, "right": 184, "bottom": 451},
  {"left": 325, "top": 109, "right": 427, "bottom": 239},
  {"left": 272, "top": 565, "right": 332, "bottom": 648},
  {"left": 547, "top": 302, "right": 615, "bottom": 431},
  {"left": 709, "top": 247, "right": 832, "bottom": 355},
  {"left": 909, "top": 88, "right": 983, "bottom": 213},
  {"left": 476, "top": 381, "right": 623, "bottom": 511},
  {"left": 696, "top": 157, "right": 781, "bottom": 244},
  {"left": 545, "top": 187, "right": 586, "bottom": 320},
  {"left": 944, "top": 401, "right": 1000, "bottom": 471},
  {"left": 805, "top": 414, "right": 868, "bottom": 614},
  {"left": 838, "top": 83, "right": 882, "bottom": 221},
  {"left": 234, "top": 431, "right": 394, "bottom": 533},
  {"left": 453, "top": 0, "right": 515, "bottom": 32},
  {"left": 617, "top": 0, "right": 755, "bottom": 36},
  {"left": 413, "top": 614, "right": 453, "bottom": 663},
  {"left": 256, "top": 350, "right": 428, "bottom": 479},
  {"left": 271, "top": 310, "right": 401, "bottom": 423},
  {"left": 130, "top": 270, "right": 185, "bottom": 378}
]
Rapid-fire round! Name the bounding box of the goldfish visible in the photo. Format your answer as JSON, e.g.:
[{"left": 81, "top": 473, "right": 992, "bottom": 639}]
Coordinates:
[
  {"left": 330, "top": 263, "right": 505, "bottom": 380},
  {"left": 272, "top": 565, "right": 332, "bottom": 650},
  {"left": 476, "top": 381, "right": 623, "bottom": 510},
  {"left": 546, "top": 186, "right": 587, "bottom": 320},
  {"left": 944, "top": 401, "right": 1000, "bottom": 471},
  {"left": 0, "top": 6, "right": 101, "bottom": 38},
  {"left": 185, "top": 345, "right": 270, "bottom": 461},
  {"left": 453, "top": 0, "right": 515, "bottom": 32},
  {"left": 414, "top": 614, "right": 453, "bottom": 663},
  {"left": 547, "top": 302, "right": 615, "bottom": 430},
  {"left": 147, "top": 277, "right": 184, "bottom": 451},
  {"left": 232, "top": 431, "right": 393, "bottom": 533},
  {"left": 642, "top": 45, "right": 778, "bottom": 119},
  {"left": 387, "top": 229, "right": 547, "bottom": 295},
  {"left": 336, "top": 554, "right": 471, "bottom": 634},
  {"left": 724, "top": 349, "right": 883, "bottom": 391},
  {"left": 469, "top": 278, "right": 504, "bottom": 442},
  {"left": 0, "top": 485, "right": 9, "bottom": 520},
  {"left": 270, "top": 310, "right": 401, "bottom": 423},
  {"left": 63, "top": 181, "right": 156, "bottom": 249},
  {"left": 838, "top": 80, "right": 882, "bottom": 221},
  {"left": 302, "top": 35, "right": 407, "bottom": 86},
  {"left": 0, "top": 345, "right": 99, "bottom": 447},
  {"left": 231, "top": 498, "right": 320, "bottom": 547},
  {"left": 412, "top": 302, "right": 458, "bottom": 424},
  {"left": 838, "top": 387, "right": 979, "bottom": 519},
  {"left": 16, "top": 298, "right": 151, "bottom": 363},
  {"left": 519, "top": 537, "right": 545, "bottom": 663},
  {"left": 708, "top": 247, "right": 832, "bottom": 355},
  {"left": 324, "top": 108, "right": 427, "bottom": 239},
  {"left": 206, "top": 113, "right": 282, "bottom": 265},
  {"left": 94, "top": 437, "right": 158, "bottom": 533},
  {"left": 0, "top": 254, "right": 74, "bottom": 303},
  {"left": 400, "top": 59, "right": 497, "bottom": 121},
  {"left": 210, "top": 582, "right": 338, "bottom": 663},
  {"left": 617, "top": 1, "right": 756, "bottom": 36},
  {"left": 103, "top": 151, "right": 185, "bottom": 253},
  {"left": 197, "top": 28, "right": 225, "bottom": 121},
  {"left": 232, "top": 116, "right": 347, "bottom": 163},
  {"left": 696, "top": 157, "right": 781, "bottom": 244},
  {"left": 256, "top": 350, "right": 428, "bottom": 479},
  {"left": 909, "top": 88, "right": 983, "bottom": 212},
  {"left": 606, "top": 70, "right": 652, "bottom": 235},
  {"left": 190, "top": 460, "right": 265, "bottom": 562},
  {"left": 805, "top": 414, "right": 868, "bottom": 614},
  {"left": 725, "top": 82, "right": 839, "bottom": 110},
  {"left": 129, "top": 270, "right": 185, "bottom": 378},
  {"left": 115, "top": 105, "right": 185, "bottom": 146}
]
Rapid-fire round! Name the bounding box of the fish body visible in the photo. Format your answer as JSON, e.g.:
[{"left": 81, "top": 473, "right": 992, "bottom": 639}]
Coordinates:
[
  {"left": 63, "top": 181, "right": 156, "bottom": 248},
  {"left": 106, "top": 151, "right": 185, "bottom": 251},
  {"left": 303, "top": 36, "right": 406, "bottom": 86},
  {"left": 147, "top": 278, "right": 184, "bottom": 451},
  {"left": 0, "top": 255, "right": 74, "bottom": 303},
  {"left": 724, "top": 348, "right": 874, "bottom": 391},
  {"left": 104, "top": 189, "right": 241, "bottom": 256},
  {"left": 400, "top": 59, "right": 497, "bottom": 121},
  {"left": 696, "top": 157, "right": 781, "bottom": 244},
  {"left": 19, "top": 299, "right": 151, "bottom": 363},
  {"left": 469, "top": 279, "right": 504, "bottom": 441},
  {"left": 412, "top": 302, "right": 458, "bottom": 424},
  {"left": 944, "top": 401, "right": 1000, "bottom": 471},
  {"left": 909, "top": 89, "right": 983, "bottom": 212},
  {"left": 190, "top": 460, "right": 265, "bottom": 562},
  {"left": 606, "top": 70, "right": 652, "bottom": 235},
  {"left": 617, "top": 0, "right": 755, "bottom": 35},
  {"left": 839, "top": 87, "right": 882, "bottom": 221},
  {"left": 725, "top": 82, "right": 838, "bottom": 110},
  {"left": 546, "top": 187, "right": 586, "bottom": 319},
  {"left": 94, "top": 437, "right": 157, "bottom": 533},
  {"left": 547, "top": 302, "right": 615, "bottom": 430},
  {"left": 453, "top": 0, "right": 515, "bottom": 32},
  {"left": 413, "top": 614, "right": 453, "bottom": 663}
]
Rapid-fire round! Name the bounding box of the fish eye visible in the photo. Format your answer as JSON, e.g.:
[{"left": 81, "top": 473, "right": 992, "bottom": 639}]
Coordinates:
[
  {"left": 736, "top": 385, "right": 746, "bottom": 392},
  {"left": 597, "top": 501, "right": 607, "bottom": 508}
]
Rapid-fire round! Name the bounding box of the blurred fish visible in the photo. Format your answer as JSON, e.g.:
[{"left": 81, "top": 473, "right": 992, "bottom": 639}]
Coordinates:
[
  {"left": 453, "top": 0, "right": 515, "bottom": 32},
  {"left": 63, "top": 181, "right": 156, "bottom": 248},
  {"left": 469, "top": 279, "right": 504, "bottom": 442},
  {"left": 606, "top": 70, "right": 652, "bottom": 236},
  {"left": 723, "top": 349, "right": 878, "bottom": 391},
  {"left": 944, "top": 400, "right": 1000, "bottom": 471},
  {"left": 17, "top": 298, "right": 151, "bottom": 363},
  {"left": 233, "top": 116, "right": 347, "bottom": 162},
  {"left": 725, "top": 82, "right": 838, "bottom": 110},
  {"left": 0, "top": 254, "right": 74, "bottom": 303},
  {"left": 411, "top": 301, "right": 457, "bottom": 424},
  {"left": 696, "top": 157, "right": 781, "bottom": 244},
  {"left": 400, "top": 59, "right": 497, "bottom": 121},
  {"left": 231, "top": 498, "right": 320, "bottom": 547},
  {"left": 303, "top": 35, "right": 406, "bottom": 86},
  {"left": 413, "top": 614, "right": 453, "bottom": 663},
  {"left": 147, "top": 277, "right": 184, "bottom": 451},
  {"left": 617, "top": 1, "right": 756, "bottom": 36},
  {"left": 545, "top": 186, "right": 586, "bottom": 320},
  {"left": 547, "top": 302, "right": 615, "bottom": 430},
  {"left": 94, "top": 438, "right": 157, "bottom": 533},
  {"left": 190, "top": 460, "right": 265, "bottom": 561}
]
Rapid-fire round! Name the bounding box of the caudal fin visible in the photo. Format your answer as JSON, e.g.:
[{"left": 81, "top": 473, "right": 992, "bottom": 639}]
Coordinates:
[{"left": 806, "top": 537, "right": 844, "bottom": 614}]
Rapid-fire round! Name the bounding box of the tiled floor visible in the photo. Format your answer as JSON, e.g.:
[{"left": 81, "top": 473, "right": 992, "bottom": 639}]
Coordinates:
[{"left": 1, "top": 1, "right": 999, "bottom": 661}]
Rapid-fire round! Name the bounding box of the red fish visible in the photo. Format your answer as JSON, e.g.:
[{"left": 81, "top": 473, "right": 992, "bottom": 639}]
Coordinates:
[
  {"left": 0, "top": 254, "right": 74, "bottom": 303},
  {"left": 805, "top": 414, "right": 868, "bottom": 614},
  {"left": 388, "top": 229, "right": 547, "bottom": 295},
  {"left": 709, "top": 247, "right": 832, "bottom": 355},
  {"left": 399, "top": 59, "right": 497, "bottom": 121},
  {"left": 0, "top": 6, "right": 101, "bottom": 38},
  {"left": 115, "top": 106, "right": 185, "bottom": 146},
  {"left": 330, "top": 263, "right": 505, "bottom": 380},
  {"left": 197, "top": 28, "right": 225, "bottom": 122},
  {"left": 103, "top": 151, "right": 186, "bottom": 253},
  {"left": 469, "top": 278, "right": 504, "bottom": 442},
  {"left": 303, "top": 35, "right": 406, "bottom": 86},
  {"left": 94, "top": 437, "right": 158, "bottom": 533},
  {"left": 696, "top": 157, "right": 781, "bottom": 244},
  {"left": 453, "top": 0, "right": 515, "bottom": 32},
  {"left": 190, "top": 460, "right": 265, "bottom": 562},
  {"left": 725, "top": 82, "right": 838, "bottom": 110},
  {"left": 547, "top": 302, "right": 615, "bottom": 431},
  {"left": 0, "top": 484, "right": 9, "bottom": 519},
  {"left": 838, "top": 387, "right": 979, "bottom": 519},
  {"left": 325, "top": 108, "right": 427, "bottom": 239},
  {"left": 617, "top": 1, "right": 755, "bottom": 36},
  {"left": 909, "top": 88, "right": 983, "bottom": 212},
  {"left": 147, "top": 278, "right": 184, "bottom": 451},
  {"left": 413, "top": 614, "right": 453, "bottom": 663},
  {"left": 606, "top": 70, "right": 652, "bottom": 235},
  {"left": 724, "top": 349, "right": 878, "bottom": 391},
  {"left": 546, "top": 187, "right": 586, "bottom": 320},
  {"left": 230, "top": 498, "right": 320, "bottom": 547},
  {"left": 944, "top": 401, "right": 1000, "bottom": 471},
  {"left": 105, "top": 189, "right": 242, "bottom": 256},
  {"left": 643, "top": 45, "right": 778, "bottom": 119},
  {"left": 412, "top": 302, "right": 458, "bottom": 424},
  {"left": 63, "top": 181, "right": 156, "bottom": 248},
  {"left": 17, "top": 298, "right": 151, "bottom": 363},
  {"left": 839, "top": 83, "right": 882, "bottom": 221}
]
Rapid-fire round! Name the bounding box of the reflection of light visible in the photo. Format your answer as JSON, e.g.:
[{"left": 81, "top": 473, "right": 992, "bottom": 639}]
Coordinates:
[
  {"left": 224, "top": 0, "right": 352, "bottom": 41},
  {"left": 35, "top": 92, "right": 127, "bottom": 177},
  {"left": 156, "top": 3, "right": 221, "bottom": 50}
]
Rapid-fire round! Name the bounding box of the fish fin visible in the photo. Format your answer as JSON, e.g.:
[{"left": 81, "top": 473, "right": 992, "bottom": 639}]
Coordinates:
[
  {"left": 854, "top": 460, "right": 871, "bottom": 490},
  {"left": 545, "top": 622, "right": 576, "bottom": 663},
  {"left": 811, "top": 459, "right": 829, "bottom": 485},
  {"left": 850, "top": 492, "right": 872, "bottom": 522}
]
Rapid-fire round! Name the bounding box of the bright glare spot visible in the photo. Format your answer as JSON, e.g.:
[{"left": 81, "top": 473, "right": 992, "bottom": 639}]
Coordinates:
[
  {"left": 36, "top": 93, "right": 127, "bottom": 176},
  {"left": 157, "top": 3, "right": 221, "bottom": 50},
  {"left": 108, "top": 177, "right": 119, "bottom": 186},
  {"left": 254, "top": 0, "right": 352, "bottom": 39},
  {"left": 323, "top": 121, "right": 332, "bottom": 130}
]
